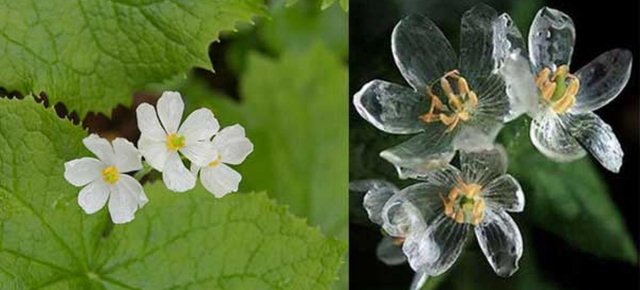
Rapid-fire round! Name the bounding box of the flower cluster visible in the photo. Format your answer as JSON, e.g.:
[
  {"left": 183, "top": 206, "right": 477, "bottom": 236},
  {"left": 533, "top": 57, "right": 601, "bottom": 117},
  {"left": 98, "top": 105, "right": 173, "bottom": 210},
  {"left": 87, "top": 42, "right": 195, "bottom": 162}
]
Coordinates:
[
  {"left": 64, "top": 92, "right": 253, "bottom": 224},
  {"left": 353, "top": 4, "right": 631, "bottom": 288}
]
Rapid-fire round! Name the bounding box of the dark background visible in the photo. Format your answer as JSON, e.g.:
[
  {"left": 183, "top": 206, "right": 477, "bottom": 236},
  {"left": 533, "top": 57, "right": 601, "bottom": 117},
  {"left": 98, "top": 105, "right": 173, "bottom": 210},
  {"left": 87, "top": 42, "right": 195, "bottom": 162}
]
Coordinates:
[{"left": 349, "top": 0, "right": 639, "bottom": 289}]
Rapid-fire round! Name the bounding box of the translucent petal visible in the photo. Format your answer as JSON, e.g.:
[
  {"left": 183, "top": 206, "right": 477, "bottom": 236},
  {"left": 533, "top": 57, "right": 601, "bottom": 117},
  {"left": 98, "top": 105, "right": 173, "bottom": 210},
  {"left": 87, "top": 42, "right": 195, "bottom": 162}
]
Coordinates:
[
  {"left": 459, "top": 4, "right": 498, "bottom": 82},
  {"left": 212, "top": 125, "right": 254, "bottom": 165},
  {"left": 482, "top": 175, "right": 524, "bottom": 212},
  {"left": 381, "top": 197, "right": 425, "bottom": 238},
  {"left": 562, "top": 112, "right": 623, "bottom": 173},
  {"left": 530, "top": 110, "right": 585, "bottom": 162},
  {"left": 157, "top": 91, "right": 184, "bottom": 134},
  {"left": 475, "top": 209, "right": 523, "bottom": 277},
  {"left": 572, "top": 49, "right": 633, "bottom": 113},
  {"left": 82, "top": 134, "right": 115, "bottom": 165},
  {"left": 403, "top": 215, "right": 470, "bottom": 275},
  {"left": 64, "top": 157, "right": 103, "bottom": 187},
  {"left": 496, "top": 54, "right": 539, "bottom": 120},
  {"left": 137, "top": 136, "right": 171, "bottom": 171},
  {"left": 410, "top": 270, "right": 429, "bottom": 290},
  {"left": 200, "top": 164, "right": 242, "bottom": 198},
  {"left": 492, "top": 13, "right": 527, "bottom": 71},
  {"left": 470, "top": 73, "right": 510, "bottom": 126},
  {"left": 380, "top": 128, "right": 455, "bottom": 179},
  {"left": 77, "top": 180, "right": 109, "bottom": 214},
  {"left": 179, "top": 108, "right": 220, "bottom": 143},
  {"left": 180, "top": 141, "right": 215, "bottom": 167},
  {"left": 350, "top": 179, "right": 398, "bottom": 225},
  {"left": 459, "top": 146, "right": 507, "bottom": 186},
  {"left": 353, "top": 80, "right": 429, "bottom": 134},
  {"left": 528, "top": 7, "right": 575, "bottom": 71},
  {"left": 136, "top": 103, "right": 166, "bottom": 141},
  {"left": 162, "top": 152, "right": 196, "bottom": 192},
  {"left": 112, "top": 138, "right": 142, "bottom": 173},
  {"left": 376, "top": 236, "right": 407, "bottom": 266},
  {"left": 453, "top": 125, "right": 501, "bottom": 153},
  {"left": 392, "top": 14, "right": 457, "bottom": 91}
]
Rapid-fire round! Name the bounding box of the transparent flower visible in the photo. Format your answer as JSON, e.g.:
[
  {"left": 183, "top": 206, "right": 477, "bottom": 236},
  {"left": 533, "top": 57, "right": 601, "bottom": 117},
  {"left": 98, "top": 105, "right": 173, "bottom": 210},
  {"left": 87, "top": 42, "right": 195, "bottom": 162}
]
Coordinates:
[
  {"left": 136, "top": 91, "right": 219, "bottom": 192},
  {"left": 64, "top": 134, "right": 148, "bottom": 224},
  {"left": 353, "top": 4, "right": 513, "bottom": 179},
  {"left": 494, "top": 7, "right": 632, "bottom": 173},
  {"left": 191, "top": 124, "right": 253, "bottom": 197}
]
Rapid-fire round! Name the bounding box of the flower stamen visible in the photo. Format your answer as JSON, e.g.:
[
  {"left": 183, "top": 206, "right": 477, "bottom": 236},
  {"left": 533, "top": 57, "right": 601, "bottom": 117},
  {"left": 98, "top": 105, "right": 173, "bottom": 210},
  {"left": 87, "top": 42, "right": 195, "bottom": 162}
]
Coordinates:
[
  {"left": 419, "top": 70, "right": 479, "bottom": 132},
  {"left": 166, "top": 133, "right": 186, "bottom": 151},
  {"left": 441, "top": 178, "right": 485, "bottom": 225},
  {"left": 102, "top": 166, "right": 119, "bottom": 184},
  {"left": 535, "top": 65, "right": 580, "bottom": 114},
  {"left": 208, "top": 153, "right": 222, "bottom": 168}
]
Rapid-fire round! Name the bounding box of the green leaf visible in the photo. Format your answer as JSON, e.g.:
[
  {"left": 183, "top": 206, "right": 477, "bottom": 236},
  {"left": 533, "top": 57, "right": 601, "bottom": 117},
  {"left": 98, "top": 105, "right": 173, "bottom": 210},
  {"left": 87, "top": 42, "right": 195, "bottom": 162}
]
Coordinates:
[
  {"left": 0, "top": 97, "right": 345, "bottom": 289},
  {"left": 0, "top": 0, "right": 266, "bottom": 117},
  {"left": 500, "top": 118, "right": 637, "bottom": 263},
  {"left": 286, "top": 0, "right": 348, "bottom": 11}
]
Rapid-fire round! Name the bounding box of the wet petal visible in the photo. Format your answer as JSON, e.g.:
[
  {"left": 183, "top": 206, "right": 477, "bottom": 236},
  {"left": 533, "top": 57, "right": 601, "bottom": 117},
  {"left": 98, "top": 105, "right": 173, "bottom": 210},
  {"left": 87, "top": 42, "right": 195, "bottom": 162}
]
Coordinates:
[
  {"left": 350, "top": 180, "right": 398, "bottom": 225},
  {"left": 353, "top": 80, "right": 429, "bottom": 134},
  {"left": 562, "top": 112, "right": 623, "bottom": 173},
  {"left": 496, "top": 54, "right": 538, "bottom": 120},
  {"left": 492, "top": 13, "right": 527, "bottom": 70},
  {"left": 138, "top": 136, "right": 171, "bottom": 171},
  {"left": 212, "top": 125, "right": 254, "bottom": 165},
  {"left": 200, "top": 164, "right": 242, "bottom": 198},
  {"left": 112, "top": 138, "right": 142, "bottom": 173},
  {"left": 572, "top": 49, "right": 633, "bottom": 113},
  {"left": 157, "top": 91, "right": 184, "bottom": 134},
  {"left": 530, "top": 111, "right": 585, "bottom": 162},
  {"left": 162, "top": 152, "right": 196, "bottom": 192},
  {"left": 77, "top": 180, "right": 109, "bottom": 214},
  {"left": 410, "top": 270, "right": 429, "bottom": 290},
  {"left": 180, "top": 141, "right": 216, "bottom": 167},
  {"left": 108, "top": 179, "right": 139, "bottom": 224},
  {"left": 136, "top": 103, "right": 166, "bottom": 141},
  {"left": 64, "top": 157, "right": 103, "bottom": 187},
  {"left": 453, "top": 124, "right": 501, "bottom": 153},
  {"left": 383, "top": 179, "right": 451, "bottom": 233},
  {"left": 118, "top": 175, "right": 148, "bottom": 207},
  {"left": 459, "top": 4, "right": 498, "bottom": 81},
  {"left": 459, "top": 146, "right": 508, "bottom": 186},
  {"left": 528, "top": 7, "right": 576, "bottom": 71},
  {"left": 475, "top": 209, "right": 523, "bottom": 277},
  {"left": 179, "top": 108, "right": 220, "bottom": 142},
  {"left": 392, "top": 14, "right": 457, "bottom": 91},
  {"left": 376, "top": 236, "right": 407, "bottom": 266},
  {"left": 83, "top": 134, "right": 114, "bottom": 165},
  {"left": 482, "top": 175, "right": 524, "bottom": 212},
  {"left": 381, "top": 197, "right": 424, "bottom": 238}
]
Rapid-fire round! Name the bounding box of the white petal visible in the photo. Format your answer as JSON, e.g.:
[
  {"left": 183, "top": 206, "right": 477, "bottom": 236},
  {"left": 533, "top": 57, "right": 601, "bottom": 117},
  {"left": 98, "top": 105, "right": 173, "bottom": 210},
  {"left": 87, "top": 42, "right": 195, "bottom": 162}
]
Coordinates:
[
  {"left": 528, "top": 7, "right": 575, "bottom": 71},
  {"left": 178, "top": 108, "right": 220, "bottom": 142},
  {"left": 563, "top": 112, "right": 623, "bottom": 173},
  {"left": 82, "top": 134, "right": 115, "bottom": 165},
  {"left": 410, "top": 270, "right": 429, "bottom": 290},
  {"left": 497, "top": 54, "right": 539, "bottom": 120},
  {"left": 157, "top": 91, "right": 184, "bottom": 134},
  {"left": 112, "top": 138, "right": 142, "bottom": 173},
  {"left": 200, "top": 164, "right": 241, "bottom": 198},
  {"left": 136, "top": 103, "right": 166, "bottom": 141},
  {"left": 138, "top": 136, "right": 171, "bottom": 171},
  {"left": 180, "top": 141, "right": 216, "bottom": 167},
  {"left": 475, "top": 209, "right": 523, "bottom": 277},
  {"left": 482, "top": 175, "right": 524, "bottom": 212},
  {"left": 572, "top": 49, "right": 633, "bottom": 113},
  {"left": 381, "top": 198, "right": 424, "bottom": 238},
  {"left": 459, "top": 146, "right": 508, "bottom": 186},
  {"left": 350, "top": 179, "right": 398, "bottom": 225},
  {"left": 77, "top": 180, "right": 109, "bottom": 214},
  {"left": 376, "top": 236, "right": 407, "bottom": 266},
  {"left": 162, "top": 152, "right": 196, "bottom": 192},
  {"left": 64, "top": 157, "right": 103, "bottom": 187},
  {"left": 212, "top": 125, "right": 254, "bottom": 165},
  {"left": 117, "top": 175, "right": 149, "bottom": 207},
  {"left": 530, "top": 111, "right": 585, "bottom": 162},
  {"left": 108, "top": 180, "right": 139, "bottom": 224}
]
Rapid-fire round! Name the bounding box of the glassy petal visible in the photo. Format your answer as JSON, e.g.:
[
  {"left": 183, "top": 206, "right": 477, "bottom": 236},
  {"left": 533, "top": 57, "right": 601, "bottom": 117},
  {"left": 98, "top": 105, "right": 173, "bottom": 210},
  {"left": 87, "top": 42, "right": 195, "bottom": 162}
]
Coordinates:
[
  {"left": 459, "top": 146, "right": 507, "bottom": 186},
  {"left": 157, "top": 91, "right": 184, "bottom": 134},
  {"left": 350, "top": 179, "right": 398, "bottom": 225},
  {"left": 138, "top": 136, "right": 171, "bottom": 171},
  {"left": 492, "top": 13, "right": 527, "bottom": 69},
  {"left": 562, "top": 112, "right": 623, "bottom": 173},
  {"left": 482, "top": 175, "right": 524, "bottom": 212},
  {"left": 410, "top": 270, "right": 429, "bottom": 290},
  {"left": 136, "top": 103, "right": 166, "bottom": 141},
  {"left": 77, "top": 180, "right": 109, "bottom": 214},
  {"left": 376, "top": 236, "right": 407, "bottom": 266},
  {"left": 83, "top": 134, "right": 114, "bottom": 165},
  {"left": 180, "top": 141, "right": 215, "bottom": 167},
  {"left": 112, "top": 138, "right": 142, "bottom": 173},
  {"left": 108, "top": 180, "right": 139, "bottom": 224},
  {"left": 572, "top": 49, "right": 633, "bottom": 113},
  {"left": 179, "top": 108, "right": 220, "bottom": 142},
  {"left": 381, "top": 197, "right": 424, "bottom": 238},
  {"left": 459, "top": 4, "right": 498, "bottom": 82},
  {"left": 118, "top": 175, "right": 148, "bottom": 207},
  {"left": 530, "top": 111, "right": 585, "bottom": 162},
  {"left": 528, "top": 7, "right": 575, "bottom": 71},
  {"left": 212, "top": 125, "right": 254, "bottom": 165},
  {"left": 200, "top": 164, "right": 242, "bottom": 198},
  {"left": 497, "top": 55, "right": 539, "bottom": 120},
  {"left": 475, "top": 209, "right": 523, "bottom": 277},
  {"left": 453, "top": 124, "right": 501, "bottom": 153},
  {"left": 353, "top": 80, "right": 430, "bottom": 134},
  {"left": 386, "top": 178, "right": 452, "bottom": 228},
  {"left": 392, "top": 14, "right": 457, "bottom": 91},
  {"left": 64, "top": 157, "right": 103, "bottom": 187},
  {"left": 162, "top": 152, "right": 196, "bottom": 192}
]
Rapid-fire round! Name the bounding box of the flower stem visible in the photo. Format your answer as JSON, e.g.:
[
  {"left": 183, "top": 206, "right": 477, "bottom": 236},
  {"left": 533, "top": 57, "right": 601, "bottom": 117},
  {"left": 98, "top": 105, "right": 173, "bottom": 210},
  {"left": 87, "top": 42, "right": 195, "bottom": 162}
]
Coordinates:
[{"left": 134, "top": 162, "right": 153, "bottom": 181}]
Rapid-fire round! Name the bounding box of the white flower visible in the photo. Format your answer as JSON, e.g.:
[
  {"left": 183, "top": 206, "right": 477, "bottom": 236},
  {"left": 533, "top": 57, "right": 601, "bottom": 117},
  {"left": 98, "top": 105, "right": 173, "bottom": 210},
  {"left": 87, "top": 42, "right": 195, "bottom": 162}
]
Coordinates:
[
  {"left": 191, "top": 124, "right": 253, "bottom": 198},
  {"left": 136, "top": 91, "right": 220, "bottom": 192},
  {"left": 494, "top": 8, "right": 632, "bottom": 172},
  {"left": 64, "top": 134, "right": 148, "bottom": 224}
]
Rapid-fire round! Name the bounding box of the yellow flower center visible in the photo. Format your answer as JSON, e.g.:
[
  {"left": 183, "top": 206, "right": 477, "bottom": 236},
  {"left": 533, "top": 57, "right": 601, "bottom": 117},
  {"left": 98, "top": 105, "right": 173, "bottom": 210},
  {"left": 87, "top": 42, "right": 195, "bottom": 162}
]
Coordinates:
[
  {"left": 208, "top": 153, "right": 222, "bottom": 168},
  {"left": 535, "top": 65, "right": 580, "bottom": 114},
  {"left": 102, "top": 166, "right": 119, "bottom": 185},
  {"left": 419, "top": 70, "right": 479, "bottom": 132},
  {"left": 166, "top": 133, "right": 186, "bottom": 151},
  {"left": 441, "top": 178, "right": 485, "bottom": 225}
]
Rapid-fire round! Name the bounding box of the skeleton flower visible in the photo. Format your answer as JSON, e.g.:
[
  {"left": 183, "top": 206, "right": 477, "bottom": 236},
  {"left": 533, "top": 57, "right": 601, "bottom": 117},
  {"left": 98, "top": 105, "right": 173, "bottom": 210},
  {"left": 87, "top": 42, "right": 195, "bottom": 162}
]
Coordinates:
[
  {"left": 191, "top": 124, "right": 253, "bottom": 197},
  {"left": 136, "top": 91, "right": 219, "bottom": 192},
  {"left": 494, "top": 8, "right": 632, "bottom": 172},
  {"left": 353, "top": 5, "right": 513, "bottom": 179},
  {"left": 64, "top": 134, "right": 148, "bottom": 224}
]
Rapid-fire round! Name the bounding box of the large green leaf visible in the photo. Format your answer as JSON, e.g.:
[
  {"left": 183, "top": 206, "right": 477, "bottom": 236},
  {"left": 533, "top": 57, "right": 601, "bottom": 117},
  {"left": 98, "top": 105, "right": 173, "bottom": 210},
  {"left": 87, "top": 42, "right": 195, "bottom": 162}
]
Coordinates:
[
  {"left": 0, "top": 0, "right": 266, "bottom": 117},
  {"left": 0, "top": 97, "right": 344, "bottom": 289},
  {"left": 286, "top": 0, "right": 348, "bottom": 11},
  {"left": 500, "top": 118, "right": 637, "bottom": 263}
]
